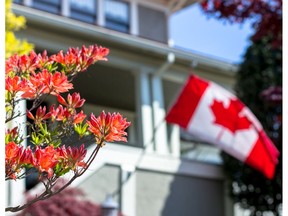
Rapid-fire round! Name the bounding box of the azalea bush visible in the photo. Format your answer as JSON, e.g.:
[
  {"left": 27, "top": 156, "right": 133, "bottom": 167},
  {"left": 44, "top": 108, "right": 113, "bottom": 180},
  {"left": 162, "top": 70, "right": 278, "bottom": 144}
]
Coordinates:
[{"left": 5, "top": 44, "right": 131, "bottom": 212}]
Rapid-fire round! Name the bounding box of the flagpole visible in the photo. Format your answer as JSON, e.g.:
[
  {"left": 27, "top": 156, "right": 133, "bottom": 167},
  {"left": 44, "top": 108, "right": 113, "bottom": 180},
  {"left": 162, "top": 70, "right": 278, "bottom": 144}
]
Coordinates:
[{"left": 216, "top": 128, "right": 225, "bottom": 142}]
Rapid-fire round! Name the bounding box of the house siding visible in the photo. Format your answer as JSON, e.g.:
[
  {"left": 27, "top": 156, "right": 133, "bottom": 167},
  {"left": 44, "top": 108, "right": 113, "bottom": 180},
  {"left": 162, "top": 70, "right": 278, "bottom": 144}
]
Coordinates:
[{"left": 138, "top": 5, "right": 168, "bottom": 43}]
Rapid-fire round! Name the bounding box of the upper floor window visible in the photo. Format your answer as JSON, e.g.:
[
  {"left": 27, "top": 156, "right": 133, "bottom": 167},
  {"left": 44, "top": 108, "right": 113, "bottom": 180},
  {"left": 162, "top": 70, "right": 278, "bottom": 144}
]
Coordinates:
[
  {"left": 13, "top": 0, "right": 23, "bottom": 4},
  {"left": 69, "top": 0, "right": 97, "bottom": 24},
  {"left": 105, "top": 0, "right": 130, "bottom": 33},
  {"left": 33, "top": 0, "right": 61, "bottom": 14}
]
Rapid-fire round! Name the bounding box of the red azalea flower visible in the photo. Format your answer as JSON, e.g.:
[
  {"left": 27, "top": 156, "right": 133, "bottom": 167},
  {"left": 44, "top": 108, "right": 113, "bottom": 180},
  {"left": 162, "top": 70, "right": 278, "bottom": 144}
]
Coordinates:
[
  {"left": 73, "top": 111, "right": 87, "bottom": 124},
  {"left": 58, "top": 144, "right": 87, "bottom": 170},
  {"left": 18, "top": 51, "right": 39, "bottom": 73},
  {"left": 5, "top": 51, "right": 43, "bottom": 76},
  {"left": 21, "top": 75, "right": 46, "bottom": 99},
  {"left": 18, "top": 146, "right": 36, "bottom": 166},
  {"left": 27, "top": 106, "right": 51, "bottom": 125},
  {"left": 35, "top": 146, "right": 59, "bottom": 178},
  {"left": 5, "top": 127, "right": 19, "bottom": 144},
  {"left": 6, "top": 53, "right": 20, "bottom": 76},
  {"left": 87, "top": 111, "right": 130, "bottom": 145},
  {"left": 106, "top": 112, "right": 131, "bottom": 142},
  {"left": 6, "top": 142, "right": 20, "bottom": 161},
  {"left": 21, "top": 70, "right": 73, "bottom": 99},
  {"left": 5, "top": 142, "right": 21, "bottom": 180},
  {"left": 50, "top": 105, "right": 71, "bottom": 122},
  {"left": 49, "top": 71, "right": 74, "bottom": 95},
  {"left": 5, "top": 76, "right": 26, "bottom": 96},
  {"left": 51, "top": 44, "right": 109, "bottom": 73},
  {"left": 57, "top": 92, "right": 85, "bottom": 109}
]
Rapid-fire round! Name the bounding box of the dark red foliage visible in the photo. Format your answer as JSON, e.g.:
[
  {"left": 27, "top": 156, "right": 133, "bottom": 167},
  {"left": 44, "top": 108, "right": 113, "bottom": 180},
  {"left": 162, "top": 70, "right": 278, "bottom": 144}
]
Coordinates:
[
  {"left": 260, "top": 86, "right": 282, "bottom": 105},
  {"left": 200, "top": 0, "right": 282, "bottom": 48},
  {"left": 18, "top": 183, "right": 102, "bottom": 216}
]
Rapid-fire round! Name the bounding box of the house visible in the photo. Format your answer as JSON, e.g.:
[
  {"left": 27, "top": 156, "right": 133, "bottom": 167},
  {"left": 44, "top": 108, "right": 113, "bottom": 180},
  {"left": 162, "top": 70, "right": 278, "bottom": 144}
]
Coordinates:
[{"left": 8, "top": 0, "right": 239, "bottom": 215}]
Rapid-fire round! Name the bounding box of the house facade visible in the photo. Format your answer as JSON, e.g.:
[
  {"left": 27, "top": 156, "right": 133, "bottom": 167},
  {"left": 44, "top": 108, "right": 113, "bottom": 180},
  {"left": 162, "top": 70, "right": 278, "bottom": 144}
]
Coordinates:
[{"left": 8, "top": 0, "right": 239, "bottom": 215}]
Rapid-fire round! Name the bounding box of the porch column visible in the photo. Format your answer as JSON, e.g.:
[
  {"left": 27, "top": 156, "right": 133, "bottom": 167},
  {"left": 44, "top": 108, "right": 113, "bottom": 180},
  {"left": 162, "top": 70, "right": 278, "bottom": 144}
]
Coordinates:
[
  {"left": 97, "top": 0, "right": 105, "bottom": 26},
  {"left": 6, "top": 100, "right": 27, "bottom": 208},
  {"left": 120, "top": 165, "right": 136, "bottom": 216},
  {"left": 151, "top": 75, "right": 169, "bottom": 155},
  {"left": 135, "top": 69, "right": 154, "bottom": 152},
  {"left": 61, "top": 0, "right": 69, "bottom": 17},
  {"left": 130, "top": 1, "right": 138, "bottom": 36},
  {"left": 170, "top": 125, "right": 180, "bottom": 157}
]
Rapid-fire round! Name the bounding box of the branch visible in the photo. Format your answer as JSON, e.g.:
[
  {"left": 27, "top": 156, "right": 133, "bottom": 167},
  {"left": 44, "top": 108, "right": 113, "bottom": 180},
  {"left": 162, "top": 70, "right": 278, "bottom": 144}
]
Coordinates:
[{"left": 5, "top": 144, "right": 101, "bottom": 212}]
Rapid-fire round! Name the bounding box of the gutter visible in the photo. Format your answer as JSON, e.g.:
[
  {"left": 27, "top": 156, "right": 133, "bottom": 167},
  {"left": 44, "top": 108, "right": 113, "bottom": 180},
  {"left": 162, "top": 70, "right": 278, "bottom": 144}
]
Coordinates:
[{"left": 154, "top": 52, "right": 175, "bottom": 76}]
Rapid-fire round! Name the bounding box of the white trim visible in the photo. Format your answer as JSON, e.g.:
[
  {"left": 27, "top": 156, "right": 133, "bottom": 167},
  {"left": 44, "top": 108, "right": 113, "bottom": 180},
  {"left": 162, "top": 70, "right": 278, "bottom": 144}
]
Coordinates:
[
  {"left": 61, "top": 0, "right": 69, "bottom": 17},
  {"left": 83, "top": 103, "right": 135, "bottom": 118},
  {"left": 132, "top": 0, "right": 168, "bottom": 13},
  {"left": 135, "top": 70, "right": 154, "bottom": 151},
  {"left": 23, "top": 0, "right": 32, "bottom": 6},
  {"left": 151, "top": 76, "right": 169, "bottom": 155},
  {"left": 170, "top": 125, "right": 180, "bottom": 157},
  {"left": 120, "top": 167, "right": 136, "bottom": 216},
  {"left": 130, "top": 0, "right": 138, "bottom": 35},
  {"left": 71, "top": 143, "right": 224, "bottom": 184},
  {"left": 168, "top": 0, "right": 188, "bottom": 13}
]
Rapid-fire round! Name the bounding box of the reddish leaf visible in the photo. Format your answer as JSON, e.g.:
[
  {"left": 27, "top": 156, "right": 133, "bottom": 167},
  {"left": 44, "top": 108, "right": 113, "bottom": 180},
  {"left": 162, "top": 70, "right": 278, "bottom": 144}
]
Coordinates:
[{"left": 210, "top": 98, "right": 251, "bottom": 134}]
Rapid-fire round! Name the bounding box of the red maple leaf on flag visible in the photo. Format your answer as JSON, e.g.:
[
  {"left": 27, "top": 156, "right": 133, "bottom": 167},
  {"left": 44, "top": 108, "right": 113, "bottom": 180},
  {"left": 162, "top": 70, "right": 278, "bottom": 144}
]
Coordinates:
[{"left": 210, "top": 98, "right": 251, "bottom": 134}]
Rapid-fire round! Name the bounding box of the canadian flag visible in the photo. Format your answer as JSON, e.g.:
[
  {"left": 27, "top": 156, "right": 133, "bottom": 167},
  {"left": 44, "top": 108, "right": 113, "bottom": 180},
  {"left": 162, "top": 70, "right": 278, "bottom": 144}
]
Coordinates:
[{"left": 166, "top": 75, "right": 279, "bottom": 179}]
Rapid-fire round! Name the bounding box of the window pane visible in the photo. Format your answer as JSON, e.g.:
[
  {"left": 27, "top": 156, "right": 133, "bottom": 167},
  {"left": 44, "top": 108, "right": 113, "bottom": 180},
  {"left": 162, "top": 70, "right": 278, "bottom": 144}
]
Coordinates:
[
  {"left": 70, "top": 0, "right": 97, "bottom": 23},
  {"left": 70, "top": 0, "right": 96, "bottom": 14},
  {"left": 13, "top": 0, "right": 23, "bottom": 4},
  {"left": 33, "top": 0, "right": 61, "bottom": 14},
  {"left": 106, "top": 20, "right": 129, "bottom": 32},
  {"left": 105, "top": 0, "right": 129, "bottom": 32}
]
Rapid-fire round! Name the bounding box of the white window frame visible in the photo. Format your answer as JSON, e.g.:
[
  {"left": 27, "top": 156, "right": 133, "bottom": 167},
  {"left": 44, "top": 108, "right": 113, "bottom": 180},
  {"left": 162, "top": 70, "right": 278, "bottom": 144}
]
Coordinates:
[
  {"left": 104, "top": 0, "right": 131, "bottom": 33},
  {"left": 68, "top": 0, "right": 98, "bottom": 24}
]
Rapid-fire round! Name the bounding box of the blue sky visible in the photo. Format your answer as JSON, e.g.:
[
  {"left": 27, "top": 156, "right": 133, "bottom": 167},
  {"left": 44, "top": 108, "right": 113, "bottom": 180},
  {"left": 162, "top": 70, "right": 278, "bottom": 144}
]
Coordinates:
[{"left": 169, "top": 4, "right": 255, "bottom": 64}]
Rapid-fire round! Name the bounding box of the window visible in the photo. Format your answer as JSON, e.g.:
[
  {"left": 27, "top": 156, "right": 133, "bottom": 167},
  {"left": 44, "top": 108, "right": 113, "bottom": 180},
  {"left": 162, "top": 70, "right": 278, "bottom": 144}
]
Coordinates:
[
  {"left": 69, "top": 0, "right": 97, "bottom": 24},
  {"left": 180, "top": 129, "right": 222, "bottom": 164},
  {"left": 33, "top": 0, "right": 61, "bottom": 14},
  {"left": 105, "top": 0, "right": 130, "bottom": 33},
  {"left": 13, "top": 0, "right": 23, "bottom": 4}
]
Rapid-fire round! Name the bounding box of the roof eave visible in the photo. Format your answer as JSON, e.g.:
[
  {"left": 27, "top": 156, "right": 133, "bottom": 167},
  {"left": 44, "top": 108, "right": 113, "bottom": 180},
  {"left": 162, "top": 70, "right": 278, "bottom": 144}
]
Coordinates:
[{"left": 13, "top": 4, "right": 238, "bottom": 75}]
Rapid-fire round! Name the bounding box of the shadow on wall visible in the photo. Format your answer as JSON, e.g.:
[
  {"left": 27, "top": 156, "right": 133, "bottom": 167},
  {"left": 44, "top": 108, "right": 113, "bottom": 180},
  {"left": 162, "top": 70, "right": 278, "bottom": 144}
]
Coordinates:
[
  {"left": 136, "top": 164, "right": 225, "bottom": 216},
  {"left": 161, "top": 173, "right": 225, "bottom": 216}
]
